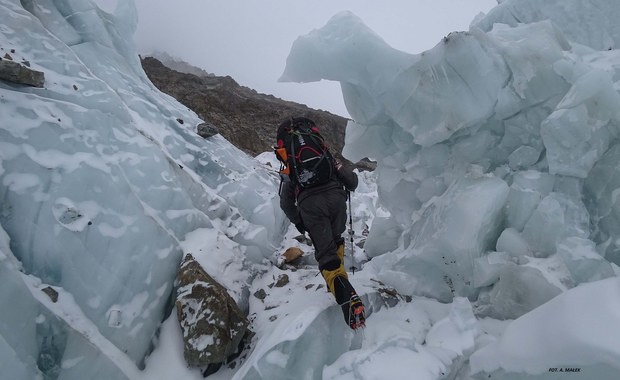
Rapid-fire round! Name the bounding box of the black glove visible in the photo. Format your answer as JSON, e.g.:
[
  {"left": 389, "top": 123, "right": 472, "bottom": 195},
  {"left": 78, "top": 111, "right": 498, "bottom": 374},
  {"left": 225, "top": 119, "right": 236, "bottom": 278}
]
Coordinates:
[
  {"left": 295, "top": 222, "right": 306, "bottom": 235},
  {"left": 334, "top": 160, "right": 358, "bottom": 192}
]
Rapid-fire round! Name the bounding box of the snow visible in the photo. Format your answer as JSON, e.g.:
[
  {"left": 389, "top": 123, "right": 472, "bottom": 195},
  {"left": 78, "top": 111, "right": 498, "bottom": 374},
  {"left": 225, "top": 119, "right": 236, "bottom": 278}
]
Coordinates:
[
  {"left": 470, "top": 277, "right": 620, "bottom": 378},
  {"left": 4, "top": 0, "right": 620, "bottom": 379}
]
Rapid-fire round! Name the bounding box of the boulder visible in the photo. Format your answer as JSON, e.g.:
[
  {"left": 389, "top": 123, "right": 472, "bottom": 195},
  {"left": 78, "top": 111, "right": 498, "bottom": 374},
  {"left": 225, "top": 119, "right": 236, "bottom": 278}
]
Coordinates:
[
  {"left": 283, "top": 247, "right": 303, "bottom": 263},
  {"left": 0, "top": 59, "right": 44, "bottom": 87},
  {"left": 175, "top": 254, "right": 249, "bottom": 367},
  {"left": 197, "top": 122, "right": 219, "bottom": 138}
]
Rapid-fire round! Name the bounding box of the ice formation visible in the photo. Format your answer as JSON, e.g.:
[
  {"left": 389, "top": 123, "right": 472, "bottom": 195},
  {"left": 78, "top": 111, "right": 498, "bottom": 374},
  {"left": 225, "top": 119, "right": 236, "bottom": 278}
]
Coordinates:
[
  {"left": 279, "top": 0, "right": 620, "bottom": 378},
  {"left": 0, "top": 0, "right": 286, "bottom": 378},
  {"left": 282, "top": 0, "right": 620, "bottom": 307},
  {"left": 4, "top": 0, "right": 620, "bottom": 378}
]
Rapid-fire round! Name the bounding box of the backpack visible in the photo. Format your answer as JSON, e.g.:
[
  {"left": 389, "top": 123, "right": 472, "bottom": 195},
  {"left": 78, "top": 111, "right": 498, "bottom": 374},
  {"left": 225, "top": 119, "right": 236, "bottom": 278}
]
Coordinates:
[{"left": 274, "top": 117, "right": 335, "bottom": 190}]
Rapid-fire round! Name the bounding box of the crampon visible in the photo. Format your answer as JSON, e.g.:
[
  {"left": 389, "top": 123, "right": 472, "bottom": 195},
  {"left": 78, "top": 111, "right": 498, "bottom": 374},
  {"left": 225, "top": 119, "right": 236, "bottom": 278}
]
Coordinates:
[{"left": 344, "top": 293, "right": 366, "bottom": 330}]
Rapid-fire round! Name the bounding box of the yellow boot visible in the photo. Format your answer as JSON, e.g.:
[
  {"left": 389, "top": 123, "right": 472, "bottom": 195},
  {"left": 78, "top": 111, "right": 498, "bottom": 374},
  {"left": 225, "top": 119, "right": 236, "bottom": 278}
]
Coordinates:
[
  {"left": 321, "top": 265, "right": 347, "bottom": 295},
  {"left": 321, "top": 244, "right": 348, "bottom": 295},
  {"left": 336, "top": 244, "right": 345, "bottom": 263}
]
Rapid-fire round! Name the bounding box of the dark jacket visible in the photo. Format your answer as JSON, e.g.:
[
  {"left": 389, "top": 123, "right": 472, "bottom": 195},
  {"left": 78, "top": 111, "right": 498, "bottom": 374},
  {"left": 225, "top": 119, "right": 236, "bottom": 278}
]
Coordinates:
[{"left": 279, "top": 163, "right": 358, "bottom": 226}]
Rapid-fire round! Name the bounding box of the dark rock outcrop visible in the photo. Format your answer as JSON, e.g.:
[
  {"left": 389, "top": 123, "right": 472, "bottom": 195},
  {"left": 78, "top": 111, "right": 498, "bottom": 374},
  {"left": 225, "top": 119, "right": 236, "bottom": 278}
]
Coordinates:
[
  {"left": 148, "top": 51, "right": 215, "bottom": 79},
  {"left": 141, "top": 56, "right": 351, "bottom": 162},
  {"left": 176, "top": 254, "right": 249, "bottom": 368},
  {"left": 197, "top": 122, "right": 219, "bottom": 138},
  {"left": 0, "top": 58, "right": 44, "bottom": 87},
  {"left": 41, "top": 286, "right": 58, "bottom": 303}
]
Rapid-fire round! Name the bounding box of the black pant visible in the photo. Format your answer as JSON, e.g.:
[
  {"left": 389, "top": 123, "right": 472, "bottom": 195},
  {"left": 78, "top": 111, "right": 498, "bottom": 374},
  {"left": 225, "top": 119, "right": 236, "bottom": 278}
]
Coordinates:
[{"left": 298, "top": 187, "right": 348, "bottom": 271}]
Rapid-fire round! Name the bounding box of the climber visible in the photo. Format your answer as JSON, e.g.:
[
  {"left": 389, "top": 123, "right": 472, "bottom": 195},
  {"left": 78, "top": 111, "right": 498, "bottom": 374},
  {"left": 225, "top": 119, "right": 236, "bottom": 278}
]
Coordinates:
[{"left": 274, "top": 116, "right": 365, "bottom": 329}]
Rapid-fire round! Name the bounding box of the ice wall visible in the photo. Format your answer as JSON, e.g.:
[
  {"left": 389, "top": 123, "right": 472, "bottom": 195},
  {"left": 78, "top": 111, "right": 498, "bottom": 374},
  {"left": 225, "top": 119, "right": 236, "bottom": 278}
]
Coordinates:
[
  {"left": 281, "top": 2, "right": 620, "bottom": 313},
  {"left": 473, "top": 0, "right": 620, "bottom": 51},
  {"left": 0, "top": 0, "right": 286, "bottom": 378}
]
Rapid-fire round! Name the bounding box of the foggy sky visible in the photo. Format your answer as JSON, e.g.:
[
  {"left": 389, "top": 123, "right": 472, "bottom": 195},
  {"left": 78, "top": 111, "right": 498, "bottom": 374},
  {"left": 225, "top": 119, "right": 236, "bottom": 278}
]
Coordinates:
[{"left": 95, "top": 0, "right": 497, "bottom": 117}]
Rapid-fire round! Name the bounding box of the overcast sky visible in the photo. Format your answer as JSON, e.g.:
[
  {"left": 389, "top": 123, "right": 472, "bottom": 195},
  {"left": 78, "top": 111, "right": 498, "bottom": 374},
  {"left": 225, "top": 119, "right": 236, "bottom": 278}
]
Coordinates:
[{"left": 95, "top": 0, "right": 497, "bottom": 117}]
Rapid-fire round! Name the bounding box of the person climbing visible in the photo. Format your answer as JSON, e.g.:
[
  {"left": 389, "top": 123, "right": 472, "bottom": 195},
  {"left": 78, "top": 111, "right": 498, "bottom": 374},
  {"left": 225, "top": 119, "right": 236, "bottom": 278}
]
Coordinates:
[{"left": 274, "top": 116, "right": 365, "bottom": 330}]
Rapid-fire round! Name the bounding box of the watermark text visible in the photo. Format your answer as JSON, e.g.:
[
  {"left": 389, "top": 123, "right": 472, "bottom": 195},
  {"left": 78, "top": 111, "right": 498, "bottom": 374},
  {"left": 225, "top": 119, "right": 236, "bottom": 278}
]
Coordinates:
[{"left": 548, "top": 368, "right": 582, "bottom": 373}]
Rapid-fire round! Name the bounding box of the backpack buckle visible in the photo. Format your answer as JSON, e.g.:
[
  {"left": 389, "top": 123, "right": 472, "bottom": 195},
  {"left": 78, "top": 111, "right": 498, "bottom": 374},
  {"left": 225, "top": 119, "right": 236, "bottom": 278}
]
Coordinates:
[
  {"left": 274, "top": 147, "right": 288, "bottom": 163},
  {"left": 274, "top": 147, "right": 290, "bottom": 176}
]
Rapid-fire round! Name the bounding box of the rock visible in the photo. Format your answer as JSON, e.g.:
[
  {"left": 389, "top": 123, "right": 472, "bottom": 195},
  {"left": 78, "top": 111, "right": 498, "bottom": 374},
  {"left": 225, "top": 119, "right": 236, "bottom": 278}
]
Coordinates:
[
  {"left": 354, "top": 158, "right": 378, "bottom": 172},
  {"left": 253, "top": 289, "right": 267, "bottom": 300},
  {"left": 292, "top": 235, "right": 309, "bottom": 244},
  {"left": 41, "top": 286, "right": 58, "bottom": 303},
  {"left": 197, "top": 122, "right": 219, "bottom": 138},
  {"left": 176, "top": 254, "right": 249, "bottom": 368},
  {"left": 274, "top": 274, "right": 289, "bottom": 288},
  {"left": 140, "top": 56, "right": 352, "bottom": 164},
  {"left": 283, "top": 247, "right": 303, "bottom": 263},
  {"left": 0, "top": 59, "right": 44, "bottom": 87}
]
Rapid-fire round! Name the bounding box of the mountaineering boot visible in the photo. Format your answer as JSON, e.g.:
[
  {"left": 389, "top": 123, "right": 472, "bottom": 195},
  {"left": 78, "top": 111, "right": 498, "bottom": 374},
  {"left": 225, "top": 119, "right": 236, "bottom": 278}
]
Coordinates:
[
  {"left": 320, "top": 247, "right": 365, "bottom": 329},
  {"left": 343, "top": 292, "right": 365, "bottom": 330},
  {"left": 333, "top": 276, "right": 365, "bottom": 330},
  {"left": 336, "top": 243, "right": 345, "bottom": 263},
  {"left": 321, "top": 260, "right": 348, "bottom": 295}
]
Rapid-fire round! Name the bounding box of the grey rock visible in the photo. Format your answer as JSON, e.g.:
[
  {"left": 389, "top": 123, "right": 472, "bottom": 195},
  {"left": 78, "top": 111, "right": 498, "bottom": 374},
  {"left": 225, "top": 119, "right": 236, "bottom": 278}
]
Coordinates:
[
  {"left": 0, "top": 59, "right": 44, "bottom": 87},
  {"left": 176, "top": 254, "right": 249, "bottom": 367},
  {"left": 42, "top": 286, "right": 58, "bottom": 303},
  {"left": 274, "top": 274, "right": 289, "bottom": 288},
  {"left": 197, "top": 122, "right": 219, "bottom": 138},
  {"left": 253, "top": 289, "right": 267, "bottom": 300}
]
